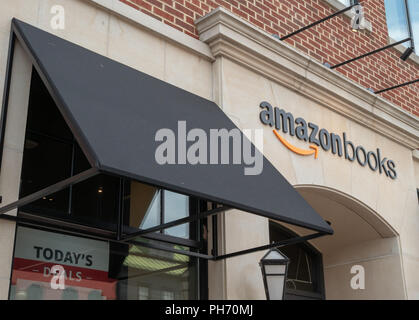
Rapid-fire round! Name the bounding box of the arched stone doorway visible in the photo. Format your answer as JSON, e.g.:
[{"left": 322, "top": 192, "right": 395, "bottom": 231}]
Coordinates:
[{"left": 281, "top": 185, "right": 407, "bottom": 299}]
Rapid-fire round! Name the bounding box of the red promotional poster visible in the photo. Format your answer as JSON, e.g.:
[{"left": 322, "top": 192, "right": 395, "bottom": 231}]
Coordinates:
[{"left": 11, "top": 227, "right": 117, "bottom": 300}]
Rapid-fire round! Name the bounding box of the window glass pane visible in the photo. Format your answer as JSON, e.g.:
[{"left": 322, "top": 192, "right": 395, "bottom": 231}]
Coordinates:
[
  {"left": 73, "top": 142, "right": 91, "bottom": 175},
  {"left": 162, "top": 291, "right": 175, "bottom": 300},
  {"left": 20, "top": 69, "right": 121, "bottom": 229},
  {"left": 71, "top": 174, "right": 120, "bottom": 229},
  {"left": 88, "top": 290, "right": 103, "bottom": 300},
  {"left": 20, "top": 133, "right": 72, "bottom": 214},
  {"left": 269, "top": 222, "right": 321, "bottom": 296},
  {"left": 123, "top": 183, "right": 196, "bottom": 240},
  {"left": 384, "top": 0, "right": 410, "bottom": 43},
  {"left": 140, "top": 190, "right": 161, "bottom": 229},
  {"left": 281, "top": 246, "right": 315, "bottom": 292},
  {"left": 164, "top": 191, "right": 189, "bottom": 238},
  {"left": 25, "top": 69, "right": 73, "bottom": 141},
  {"left": 20, "top": 69, "right": 196, "bottom": 239},
  {"left": 337, "top": 0, "right": 351, "bottom": 6},
  {"left": 123, "top": 181, "right": 161, "bottom": 232},
  {"left": 10, "top": 227, "right": 199, "bottom": 300},
  {"left": 407, "top": 0, "right": 418, "bottom": 53},
  {"left": 138, "top": 286, "right": 149, "bottom": 300},
  {"left": 19, "top": 67, "right": 89, "bottom": 219},
  {"left": 21, "top": 134, "right": 72, "bottom": 193},
  {"left": 26, "top": 284, "right": 43, "bottom": 300},
  {"left": 121, "top": 240, "right": 197, "bottom": 300},
  {"left": 61, "top": 288, "right": 79, "bottom": 300}
]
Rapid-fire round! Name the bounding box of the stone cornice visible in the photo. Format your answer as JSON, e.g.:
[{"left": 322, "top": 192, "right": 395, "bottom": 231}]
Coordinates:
[
  {"left": 86, "top": 0, "right": 214, "bottom": 61},
  {"left": 196, "top": 8, "right": 419, "bottom": 150}
]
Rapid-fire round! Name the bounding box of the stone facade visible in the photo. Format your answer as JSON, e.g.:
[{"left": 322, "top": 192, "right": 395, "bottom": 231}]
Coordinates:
[{"left": 0, "top": 0, "right": 418, "bottom": 300}]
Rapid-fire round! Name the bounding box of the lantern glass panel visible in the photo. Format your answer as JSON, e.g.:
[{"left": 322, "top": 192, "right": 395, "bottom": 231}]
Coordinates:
[
  {"left": 264, "top": 250, "right": 286, "bottom": 260},
  {"left": 265, "top": 264, "right": 286, "bottom": 274},
  {"left": 266, "top": 275, "right": 285, "bottom": 300}
]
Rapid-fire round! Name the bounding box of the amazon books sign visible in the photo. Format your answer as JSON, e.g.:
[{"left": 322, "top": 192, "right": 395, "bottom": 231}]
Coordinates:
[{"left": 259, "top": 101, "right": 397, "bottom": 180}]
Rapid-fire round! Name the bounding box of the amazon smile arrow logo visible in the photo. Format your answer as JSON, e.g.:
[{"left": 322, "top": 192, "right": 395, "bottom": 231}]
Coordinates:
[{"left": 273, "top": 129, "right": 318, "bottom": 159}]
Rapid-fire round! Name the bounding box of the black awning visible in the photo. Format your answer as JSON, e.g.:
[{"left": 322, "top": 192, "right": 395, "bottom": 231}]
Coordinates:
[{"left": 9, "top": 19, "right": 332, "bottom": 235}]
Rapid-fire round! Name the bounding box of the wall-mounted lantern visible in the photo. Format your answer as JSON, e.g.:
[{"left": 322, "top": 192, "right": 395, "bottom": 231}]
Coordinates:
[{"left": 259, "top": 248, "right": 290, "bottom": 300}]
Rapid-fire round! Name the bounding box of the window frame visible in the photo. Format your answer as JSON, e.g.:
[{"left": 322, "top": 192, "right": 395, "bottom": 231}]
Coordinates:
[
  {"left": 18, "top": 67, "right": 205, "bottom": 251},
  {"left": 269, "top": 221, "right": 325, "bottom": 300}
]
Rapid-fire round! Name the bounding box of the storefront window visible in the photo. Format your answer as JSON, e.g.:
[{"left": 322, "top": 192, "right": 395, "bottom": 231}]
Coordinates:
[
  {"left": 269, "top": 221, "right": 325, "bottom": 300},
  {"left": 384, "top": 0, "right": 417, "bottom": 53},
  {"left": 19, "top": 67, "right": 198, "bottom": 240},
  {"left": 119, "top": 241, "right": 197, "bottom": 300},
  {"left": 12, "top": 67, "right": 205, "bottom": 300},
  {"left": 9, "top": 226, "right": 199, "bottom": 300},
  {"left": 123, "top": 186, "right": 192, "bottom": 239}
]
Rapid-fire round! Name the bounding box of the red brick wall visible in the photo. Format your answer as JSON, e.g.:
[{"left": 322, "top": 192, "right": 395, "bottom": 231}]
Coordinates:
[{"left": 120, "top": 0, "right": 419, "bottom": 117}]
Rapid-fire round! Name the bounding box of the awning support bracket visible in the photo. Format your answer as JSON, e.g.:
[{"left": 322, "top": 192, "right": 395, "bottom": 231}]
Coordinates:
[
  {"left": 0, "top": 167, "right": 330, "bottom": 262},
  {"left": 212, "top": 232, "right": 327, "bottom": 261},
  {"left": 0, "top": 167, "right": 99, "bottom": 217},
  {"left": 0, "top": 189, "right": 328, "bottom": 260},
  {"left": 120, "top": 205, "right": 230, "bottom": 241}
]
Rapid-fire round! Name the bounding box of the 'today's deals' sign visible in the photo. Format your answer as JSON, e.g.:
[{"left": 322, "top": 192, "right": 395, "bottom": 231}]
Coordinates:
[{"left": 13, "top": 226, "right": 111, "bottom": 284}]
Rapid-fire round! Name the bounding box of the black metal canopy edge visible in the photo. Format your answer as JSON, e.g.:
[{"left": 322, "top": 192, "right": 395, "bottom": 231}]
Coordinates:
[
  {"left": 8, "top": 19, "right": 333, "bottom": 234},
  {"left": 4, "top": 18, "right": 333, "bottom": 236},
  {"left": 9, "top": 18, "right": 100, "bottom": 169}
]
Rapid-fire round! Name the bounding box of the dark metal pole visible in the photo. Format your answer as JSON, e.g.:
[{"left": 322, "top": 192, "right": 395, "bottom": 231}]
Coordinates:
[
  {"left": 280, "top": 3, "right": 357, "bottom": 41},
  {"left": 67, "top": 139, "right": 76, "bottom": 215},
  {"left": 404, "top": 0, "right": 415, "bottom": 50},
  {"left": 116, "top": 178, "right": 124, "bottom": 240},
  {"left": 213, "top": 232, "right": 326, "bottom": 261},
  {"left": 331, "top": 37, "right": 411, "bottom": 69},
  {"left": 160, "top": 189, "right": 165, "bottom": 233},
  {"left": 211, "top": 202, "right": 218, "bottom": 257},
  {"left": 130, "top": 238, "right": 212, "bottom": 260},
  {"left": 0, "top": 208, "right": 329, "bottom": 262},
  {"left": 0, "top": 212, "right": 213, "bottom": 260},
  {"left": 0, "top": 168, "right": 98, "bottom": 216},
  {"left": 116, "top": 263, "right": 189, "bottom": 281},
  {"left": 121, "top": 205, "right": 230, "bottom": 241},
  {"left": 375, "top": 78, "right": 419, "bottom": 94}
]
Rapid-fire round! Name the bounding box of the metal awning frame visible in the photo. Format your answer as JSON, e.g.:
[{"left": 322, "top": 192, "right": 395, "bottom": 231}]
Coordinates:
[
  {"left": 0, "top": 167, "right": 328, "bottom": 260},
  {"left": 0, "top": 20, "right": 330, "bottom": 261}
]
